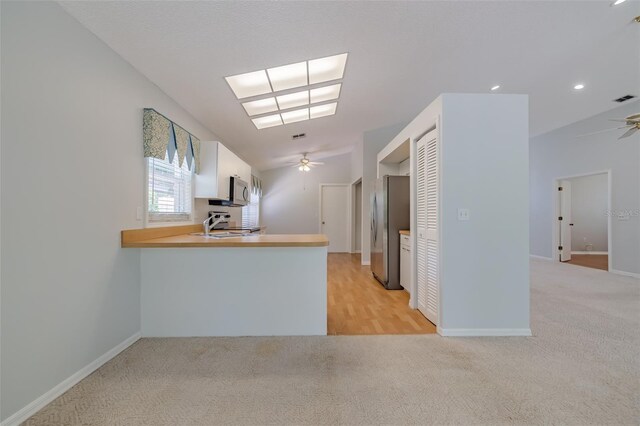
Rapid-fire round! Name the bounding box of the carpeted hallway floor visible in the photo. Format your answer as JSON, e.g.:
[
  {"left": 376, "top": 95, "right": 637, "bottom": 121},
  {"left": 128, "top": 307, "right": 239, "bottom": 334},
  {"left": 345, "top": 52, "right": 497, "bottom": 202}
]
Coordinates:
[{"left": 24, "top": 259, "right": 639, "bottom": 425}]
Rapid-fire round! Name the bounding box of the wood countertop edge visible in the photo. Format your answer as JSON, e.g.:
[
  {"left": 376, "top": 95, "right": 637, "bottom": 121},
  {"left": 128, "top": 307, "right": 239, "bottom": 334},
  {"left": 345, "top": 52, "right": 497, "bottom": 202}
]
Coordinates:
[
  {"left": 121, "top": 231, "right": 329, "bottom": 248},
  {"left": 122, "top": 240, "right": 329, "bottom": 248},
  {"left": 399, "top": 230, "right": 411, "bottom": 236}
]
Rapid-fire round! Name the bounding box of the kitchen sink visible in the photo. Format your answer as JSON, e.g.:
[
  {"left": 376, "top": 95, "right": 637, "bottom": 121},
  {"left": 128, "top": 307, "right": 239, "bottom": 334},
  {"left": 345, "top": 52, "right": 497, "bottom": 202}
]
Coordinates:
[{"left": 190, "top": 232, "right": 251, "bottom": 238}]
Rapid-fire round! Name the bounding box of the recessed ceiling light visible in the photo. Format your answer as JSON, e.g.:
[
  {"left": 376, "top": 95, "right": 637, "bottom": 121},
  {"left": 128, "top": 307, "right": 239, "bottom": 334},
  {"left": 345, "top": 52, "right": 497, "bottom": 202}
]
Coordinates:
[
  {"left": 310, "top": 83, "right": 342, "bottom": 103},
  {"left": 242, "top": 97, "right": 278, "bottom": 116},
  {"left": 612, "top": 0, "right": 626, "bottom": 5},
  {"left": 308, "top": 53, "right": 348, "bottom": 85},
  {"left": 225, "top": 70, "right": 272, "bottom": 99},
  {"left": 309, "top": 102, "right": 337, "bottom": 119},
  {"left": 281, "top": 108, "right": 310, "bottom": 124},
  {"left": 251, "top": 114, "right": 283, "bottom": 129},
  {"left": 490, "top": 85, "right": 501, "bottom": 91},
  {"left": 276, "top": 90, "right": 309, "bottom": 110},
  {"left": 267, "top": 61, "right": 308, "bottom": 92},
  {"left": 574, "top": 83, "right": 585, "bottom": 90}
]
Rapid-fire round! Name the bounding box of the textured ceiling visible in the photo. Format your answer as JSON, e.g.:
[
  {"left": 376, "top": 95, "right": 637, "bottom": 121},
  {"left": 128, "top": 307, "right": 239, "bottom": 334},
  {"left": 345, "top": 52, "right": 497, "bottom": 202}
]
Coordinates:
[{"left": 59, "top": 1, "right": 640, "bottom": 170}]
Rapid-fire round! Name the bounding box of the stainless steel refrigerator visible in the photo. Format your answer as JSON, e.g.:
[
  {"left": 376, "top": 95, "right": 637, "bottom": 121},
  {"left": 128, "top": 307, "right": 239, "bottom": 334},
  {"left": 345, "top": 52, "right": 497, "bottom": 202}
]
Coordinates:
[{"left": 370, "top": 175, "right": 410, "bottom": 290}]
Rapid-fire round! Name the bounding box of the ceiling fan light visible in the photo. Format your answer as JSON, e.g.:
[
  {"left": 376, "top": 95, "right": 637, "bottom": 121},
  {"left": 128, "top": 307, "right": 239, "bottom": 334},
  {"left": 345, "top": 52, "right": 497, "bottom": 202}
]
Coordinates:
[
  {"left": 303, "top": 165, "right": 311, "bottom": 172},
  {"left": 298, "top": 165, "right": 304, "bottom": 171}
]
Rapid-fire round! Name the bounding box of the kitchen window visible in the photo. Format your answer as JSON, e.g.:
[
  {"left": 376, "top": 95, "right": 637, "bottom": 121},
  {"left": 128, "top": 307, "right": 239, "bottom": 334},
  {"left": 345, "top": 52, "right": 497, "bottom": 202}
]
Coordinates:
[
  {"left": 242, "top": 191, "right": 260, "bottom": 228},
  {"left": 147, "top": 150, "right": 193, "bottom": 223}
]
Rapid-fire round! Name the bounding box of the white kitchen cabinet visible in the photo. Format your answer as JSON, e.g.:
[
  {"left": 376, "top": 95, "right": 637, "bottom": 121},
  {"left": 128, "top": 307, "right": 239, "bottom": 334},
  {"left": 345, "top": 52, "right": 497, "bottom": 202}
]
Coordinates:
[
  {"left": 195, "top": 141, "right": 252, "bottom": 199},
  {"left": 400, "top": 233, "right": 411, "bottom": 294}
]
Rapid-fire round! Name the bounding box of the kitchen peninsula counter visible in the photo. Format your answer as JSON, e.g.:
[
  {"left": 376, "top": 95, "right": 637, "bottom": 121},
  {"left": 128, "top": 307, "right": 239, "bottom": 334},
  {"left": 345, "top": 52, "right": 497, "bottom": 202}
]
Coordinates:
[
  {"left": 122, "top": 232, "right": 328, "bottom": 248},
  {"left": 121, "top": 224, "right": 328, "bottom": 337}
]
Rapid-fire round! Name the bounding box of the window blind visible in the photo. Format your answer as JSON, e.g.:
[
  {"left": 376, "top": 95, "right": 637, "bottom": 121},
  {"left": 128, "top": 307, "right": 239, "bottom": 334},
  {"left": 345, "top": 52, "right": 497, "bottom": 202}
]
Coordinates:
[
  {"left": 242, "top": 192, "right": 260, "bottom": 228},
  {"left": 147, "top": 150, "right": 193, "bottom": 222}
]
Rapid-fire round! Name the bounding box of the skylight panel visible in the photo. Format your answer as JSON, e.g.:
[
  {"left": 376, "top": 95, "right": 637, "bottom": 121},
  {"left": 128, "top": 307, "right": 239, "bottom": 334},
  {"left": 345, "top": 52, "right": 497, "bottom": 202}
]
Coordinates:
[
  {"left": 310, "top": 83, "right": 342, "bottom": 104},
  {"left": 225, "top": 70, "right": 272, "bottom": 99},
  {"left": 308, "top": 53, "right": 348, "bottom": 85},
  {"left": 309, "top": 102, "right": 337, "bottom": 119},
  {"left": 242, "top": 97, "right": 279, "bottom": 116},
  {"left": 251, "top": 114, "right": 283, "bottom": 129},
  {"left": 267, "top": 61, "right": 308, "bottom": 92},
  {"left": 276, "top": 90, "right": 310, "bottom": 110},
  {"left": 281, "top": 108, "right": 310, "bottom": 124}
]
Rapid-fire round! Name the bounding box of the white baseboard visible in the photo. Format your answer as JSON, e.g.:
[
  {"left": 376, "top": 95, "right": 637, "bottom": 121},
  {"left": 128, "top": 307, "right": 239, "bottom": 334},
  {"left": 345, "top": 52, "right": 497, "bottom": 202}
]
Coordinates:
[
  {"left": 351, "top": 250, "right": 361, "bottom": 254},
  {"left": 610, "top": 269, "right": 640, "bottom": 279},
  {"left": 1, "top": 332, "right": 141, "bottom": 426},
  {"left": 437, "top": 328, "right": 532, "bottom": 337},
  {"left": 361, "top": 260, "right": 370, "bottom": 265},
  {"left": 529, "top": 254, "right": 552, "bottom": 261},
  {"left": 571, "top": 251, "right": 608, "bottom": 255}
]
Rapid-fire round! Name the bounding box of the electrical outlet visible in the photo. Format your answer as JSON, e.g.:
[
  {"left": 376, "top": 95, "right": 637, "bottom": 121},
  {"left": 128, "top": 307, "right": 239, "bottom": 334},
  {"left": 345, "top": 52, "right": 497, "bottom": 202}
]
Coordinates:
[{"left": 457, "top": 208, "right": 470, "bottom": 221}]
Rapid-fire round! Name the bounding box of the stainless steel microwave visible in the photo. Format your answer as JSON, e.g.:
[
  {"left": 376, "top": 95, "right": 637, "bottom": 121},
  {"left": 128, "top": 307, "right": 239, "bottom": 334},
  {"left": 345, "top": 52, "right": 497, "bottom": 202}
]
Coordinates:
[{"left": 229, "top": 176, "right": 249, "bottom": 206}]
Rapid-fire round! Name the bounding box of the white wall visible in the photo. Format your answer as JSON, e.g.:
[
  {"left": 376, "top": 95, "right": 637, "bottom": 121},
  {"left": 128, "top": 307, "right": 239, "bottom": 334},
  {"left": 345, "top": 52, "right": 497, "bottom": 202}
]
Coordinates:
[
  {"left": 360, "top": 123, "right": 407, "bottom": 264},
  {"left": 398, "top": 157, "right": 410, "bottom": 176},
  {"left": 0, "top": 2, "right": 219, "bottom": 421},
  {"left": 350, "top": 138, "right": 363, "bottom": 184},
  {"left": 569, "top": 173, "right": 608, "bottom": 252},
  {"left": 379, "top": 94, "right": 530, "bottom": 334},
  {"left": 261, "top": 153, "right": 352, "bottom": 234},
  {"left": 530, "top": 101, "right": 639, "bottom": 274}
]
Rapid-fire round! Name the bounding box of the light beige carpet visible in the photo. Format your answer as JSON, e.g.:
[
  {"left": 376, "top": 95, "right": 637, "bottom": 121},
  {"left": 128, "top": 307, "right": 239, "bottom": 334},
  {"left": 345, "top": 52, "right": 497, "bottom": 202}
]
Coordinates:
[{"left": 24, "top": 259, "right": 639, "bottom": 425}]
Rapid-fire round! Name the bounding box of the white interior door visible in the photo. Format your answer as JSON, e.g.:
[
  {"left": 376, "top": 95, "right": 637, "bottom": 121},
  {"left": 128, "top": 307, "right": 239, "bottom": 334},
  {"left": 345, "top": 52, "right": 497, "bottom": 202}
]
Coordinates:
[
  {"left": 416, "top": 131, "right": 439, "bottom": 325},
  {"left": 559, "top": 180, "right": 572, "bottom": 262},
  {"left": 321, "top": 185, "right": 349, "bottom": 253}
]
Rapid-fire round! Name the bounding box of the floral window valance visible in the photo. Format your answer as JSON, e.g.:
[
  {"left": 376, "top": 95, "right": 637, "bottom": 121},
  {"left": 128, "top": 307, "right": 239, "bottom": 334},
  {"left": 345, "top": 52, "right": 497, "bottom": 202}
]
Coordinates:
[{"left": 143, "top": 108, "right": 201, "bottom": 173}]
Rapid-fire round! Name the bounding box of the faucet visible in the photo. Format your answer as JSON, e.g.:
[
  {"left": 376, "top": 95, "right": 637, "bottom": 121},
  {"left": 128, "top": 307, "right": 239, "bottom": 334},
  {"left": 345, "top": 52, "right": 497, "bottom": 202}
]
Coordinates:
[{"left": 203, "top": 214, "right": 230, "bottom": 236}]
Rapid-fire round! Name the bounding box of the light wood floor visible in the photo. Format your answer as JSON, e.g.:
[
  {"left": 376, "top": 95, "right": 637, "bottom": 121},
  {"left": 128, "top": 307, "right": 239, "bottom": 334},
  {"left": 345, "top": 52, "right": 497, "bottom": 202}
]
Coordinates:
[
  {"left": 327, "top": 253, "right": 436, "bottom": 335},
  {"left": 565, "top": 254, "right": 608, "bottom": 271}
]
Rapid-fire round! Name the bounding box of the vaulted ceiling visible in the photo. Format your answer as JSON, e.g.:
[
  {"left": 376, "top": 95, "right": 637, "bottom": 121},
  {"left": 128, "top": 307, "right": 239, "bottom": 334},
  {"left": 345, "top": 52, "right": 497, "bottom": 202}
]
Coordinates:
[{"left": 60, "top": 1, "right": 640, "bottom": 170}]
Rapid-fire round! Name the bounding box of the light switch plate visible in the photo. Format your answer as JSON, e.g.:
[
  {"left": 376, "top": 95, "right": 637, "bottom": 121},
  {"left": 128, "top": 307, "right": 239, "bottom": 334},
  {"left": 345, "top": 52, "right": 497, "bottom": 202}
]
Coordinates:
[
  {"left": 457, "top": 208, "right": 470, "bottom": 221},
  {"left": 136, "top": 206, "right": 143, "bottom": 221}
]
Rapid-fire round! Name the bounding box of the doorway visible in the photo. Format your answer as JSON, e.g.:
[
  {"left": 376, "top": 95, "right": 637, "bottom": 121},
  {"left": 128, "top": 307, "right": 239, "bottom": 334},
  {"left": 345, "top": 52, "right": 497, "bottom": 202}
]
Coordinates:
[
  {"left": 554, "top": 171, "right": 611, "bottom": 271},
  {"left": 319, "top": 184, "right": 350, "bottom": 253}
]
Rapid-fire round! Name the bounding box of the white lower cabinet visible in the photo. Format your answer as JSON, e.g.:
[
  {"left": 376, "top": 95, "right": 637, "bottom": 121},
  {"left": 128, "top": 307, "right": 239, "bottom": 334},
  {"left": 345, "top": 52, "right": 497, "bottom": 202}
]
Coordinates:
[{"left": 400, "top": 234, "right": 411, "bottom": 293}]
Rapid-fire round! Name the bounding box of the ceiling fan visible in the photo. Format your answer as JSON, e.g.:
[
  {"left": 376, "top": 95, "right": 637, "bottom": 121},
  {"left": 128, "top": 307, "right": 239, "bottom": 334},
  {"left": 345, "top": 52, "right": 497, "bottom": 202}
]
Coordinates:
[
  {"left": 289, "top": 153, "right": 324, "bottom": 172},
  {"left": 578, "top": 113, "right": 640, "bottom": 140}
]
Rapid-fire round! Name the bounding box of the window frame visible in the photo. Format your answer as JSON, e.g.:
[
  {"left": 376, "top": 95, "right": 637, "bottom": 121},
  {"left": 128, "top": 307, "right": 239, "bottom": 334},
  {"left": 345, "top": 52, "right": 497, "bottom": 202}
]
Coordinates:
[
  {"left": 144, "top": 155, "right": 195, "bottom": 228},
  {"left": 242, "top": 190, "right": 261, "bottom": 229}
]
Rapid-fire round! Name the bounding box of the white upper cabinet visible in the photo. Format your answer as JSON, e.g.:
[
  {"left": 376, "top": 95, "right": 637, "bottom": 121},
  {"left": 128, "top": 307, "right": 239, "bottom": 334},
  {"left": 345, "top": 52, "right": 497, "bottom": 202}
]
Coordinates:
[{"left": 195, "top": 141, "right": 252, "bottom": 199}]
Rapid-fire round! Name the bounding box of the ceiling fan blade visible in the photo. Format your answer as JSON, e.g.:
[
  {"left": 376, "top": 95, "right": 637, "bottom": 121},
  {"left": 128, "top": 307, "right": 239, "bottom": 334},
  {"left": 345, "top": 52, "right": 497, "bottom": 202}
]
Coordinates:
[
  {"left": 575, "top": 126, "right": 629, "bottom": 138},
  {"left": 609, "top": 119, "right": 630, "bottom": 123},
  {"left": 309, "top": 162, "right": 325, "bottom": 165},
  {"left": 626, "top": 113, "right": 640, "bottom": 121},
  {"left": 618, "top": 127, "right": 638, "bottom": 140}
]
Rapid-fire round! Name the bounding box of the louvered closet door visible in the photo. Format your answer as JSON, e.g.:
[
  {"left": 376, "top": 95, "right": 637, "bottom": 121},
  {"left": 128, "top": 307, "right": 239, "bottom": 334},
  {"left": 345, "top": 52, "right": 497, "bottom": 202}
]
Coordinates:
[{"left": 416, "top": 130, "right": 439, "bottom": 325}]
